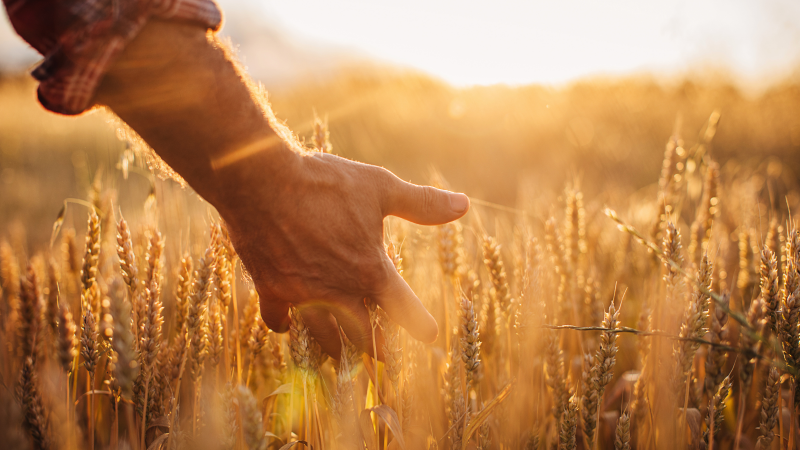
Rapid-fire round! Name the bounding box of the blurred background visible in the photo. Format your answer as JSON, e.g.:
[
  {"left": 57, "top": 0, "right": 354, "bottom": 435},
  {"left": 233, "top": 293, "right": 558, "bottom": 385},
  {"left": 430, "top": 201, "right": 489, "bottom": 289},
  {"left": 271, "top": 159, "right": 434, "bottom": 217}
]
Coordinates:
[{"left": 1, "top": 0, "right": 800, "bottom": 247}]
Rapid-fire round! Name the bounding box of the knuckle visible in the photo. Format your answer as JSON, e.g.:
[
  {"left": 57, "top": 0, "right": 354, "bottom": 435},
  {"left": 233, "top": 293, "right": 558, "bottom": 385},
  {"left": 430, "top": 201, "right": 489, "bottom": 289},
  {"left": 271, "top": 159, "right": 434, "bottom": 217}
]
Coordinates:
[
  {"left": 365, "top": 165, "right": 397, "bottom": 206},
  {"left": 373, "top": 165, "right": 394, "bottom": 181},
  {"left": 362, "top": 164, "right": 391, "bottom": 187},
  {"left": 419, "top": 186, "right": 435, "bottom": 215}
]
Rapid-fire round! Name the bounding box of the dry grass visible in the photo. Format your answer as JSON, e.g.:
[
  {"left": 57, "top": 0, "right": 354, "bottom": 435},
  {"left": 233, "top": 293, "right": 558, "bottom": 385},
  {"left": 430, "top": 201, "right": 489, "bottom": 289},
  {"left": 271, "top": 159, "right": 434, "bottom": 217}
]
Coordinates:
[{"left": 1, "top": 69, "right": 800, "bottom": 449}]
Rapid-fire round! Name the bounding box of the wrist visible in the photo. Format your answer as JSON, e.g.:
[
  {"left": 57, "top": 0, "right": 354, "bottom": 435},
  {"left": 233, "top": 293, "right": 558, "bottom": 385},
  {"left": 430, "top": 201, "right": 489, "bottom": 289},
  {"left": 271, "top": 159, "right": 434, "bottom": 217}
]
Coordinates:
[{"left": 204, "top": 137, "right": 301, "bottom": 218}]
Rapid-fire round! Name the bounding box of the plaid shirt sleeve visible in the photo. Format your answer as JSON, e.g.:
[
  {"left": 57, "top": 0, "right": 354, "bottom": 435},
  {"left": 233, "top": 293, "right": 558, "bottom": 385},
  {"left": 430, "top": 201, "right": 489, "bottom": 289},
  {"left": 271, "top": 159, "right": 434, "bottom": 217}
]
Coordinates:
[{"left": 3, "top": 0, "right": 222, "bottom": 115}]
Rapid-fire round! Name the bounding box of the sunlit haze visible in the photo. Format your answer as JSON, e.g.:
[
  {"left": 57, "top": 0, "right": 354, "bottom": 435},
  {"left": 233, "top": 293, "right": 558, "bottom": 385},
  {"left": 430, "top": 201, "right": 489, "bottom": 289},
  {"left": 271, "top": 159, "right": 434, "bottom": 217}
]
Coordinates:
[
  {"left": 258, "top": 0, "right": 800, "bottom": 86},
  {"left": 2, "top": 0, "right": 800, "bottom": 87}
]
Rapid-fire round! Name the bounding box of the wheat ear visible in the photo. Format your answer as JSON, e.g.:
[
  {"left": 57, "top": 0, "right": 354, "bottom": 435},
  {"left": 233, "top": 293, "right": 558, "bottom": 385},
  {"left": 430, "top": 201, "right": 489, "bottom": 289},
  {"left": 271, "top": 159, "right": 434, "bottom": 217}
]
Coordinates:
[
  {"left": 702, "top": 375, "right": 732, "bottom": 450},
  {"left": 544, "top": 329, "right": 568, "bottom": 423},
  {"left": 17, "top": 357, "right": 53, "bottom": 450},
  {"left": 614, "top": 410, "right": 631, "bottom": 450},
  {"left": 459, "top": 289, "right": 481, "bottom": 390},
  {"left": 18, "top": 264, "right": 41, "bottom": 361},
  {"left": 559, "top": 395, "right": 579, "bottom": 450},
  {"left": 688, "top": 161, "right": 719, "bottom": 264},
  {"left": 704, "top": 293, "right": 729, "bottom": 403},
  {"left": 235, "top": 385, "right": 267, "bottom": 450},
  {"left": 582, "top": 300, "right": 621, "bottom": 449},
  {"left": 761, "top": 247, "right": 780, "bottom": 336},
  {"left": 755, "top": 366, "right": 780, "bottom": 449},
  {"left": 673, "top": 254, "right": 712, "bottom": 394},
  {"left": 109, "top": 282, "right": 138, "bottom": 398},
  {"left": 246, "top": 315, "right": 268, "bottom": 386}
]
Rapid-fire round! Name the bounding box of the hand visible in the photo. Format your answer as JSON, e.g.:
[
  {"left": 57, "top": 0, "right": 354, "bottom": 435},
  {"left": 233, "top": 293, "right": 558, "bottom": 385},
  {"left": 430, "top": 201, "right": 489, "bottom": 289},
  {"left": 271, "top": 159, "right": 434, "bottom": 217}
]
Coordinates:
[
  {"left": 216, "top": 149, "right": 470, "bottom": 359},
  {"left": 92, "top": 20, "right": 470, "bottom": 358}
]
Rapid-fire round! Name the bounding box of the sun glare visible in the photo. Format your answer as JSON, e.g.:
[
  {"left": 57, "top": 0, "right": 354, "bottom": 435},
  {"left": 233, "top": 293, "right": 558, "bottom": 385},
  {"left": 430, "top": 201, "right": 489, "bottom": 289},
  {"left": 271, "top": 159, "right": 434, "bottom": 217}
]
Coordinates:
[{"left": 260, "top": 0, "right": 800, "bottom": 86}]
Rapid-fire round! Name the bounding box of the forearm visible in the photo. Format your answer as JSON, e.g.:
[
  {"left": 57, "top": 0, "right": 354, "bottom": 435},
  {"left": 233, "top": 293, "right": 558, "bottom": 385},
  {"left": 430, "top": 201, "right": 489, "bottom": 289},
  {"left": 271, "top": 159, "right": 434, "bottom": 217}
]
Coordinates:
[{"left": 94, "top": 20, "right": 294, "bottom": 210}]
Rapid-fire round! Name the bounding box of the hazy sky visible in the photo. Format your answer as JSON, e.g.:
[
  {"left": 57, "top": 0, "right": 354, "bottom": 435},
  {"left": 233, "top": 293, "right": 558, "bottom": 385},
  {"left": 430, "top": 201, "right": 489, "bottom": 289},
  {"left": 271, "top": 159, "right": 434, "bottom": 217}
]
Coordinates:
[{"left": 2, "top": 0, "right": 800, "bottom": 87}]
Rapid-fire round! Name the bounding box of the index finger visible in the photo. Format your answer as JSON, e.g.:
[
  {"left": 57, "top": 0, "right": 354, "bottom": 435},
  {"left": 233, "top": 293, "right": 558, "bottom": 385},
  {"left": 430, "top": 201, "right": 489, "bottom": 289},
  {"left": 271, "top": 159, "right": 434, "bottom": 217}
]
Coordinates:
[{"left": 370, "top": 255, "right": 438, "bottom": 343}]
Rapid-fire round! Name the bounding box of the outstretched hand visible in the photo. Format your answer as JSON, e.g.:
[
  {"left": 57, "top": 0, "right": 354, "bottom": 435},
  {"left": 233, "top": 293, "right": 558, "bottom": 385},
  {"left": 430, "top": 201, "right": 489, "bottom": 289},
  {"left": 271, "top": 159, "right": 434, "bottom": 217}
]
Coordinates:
[
  {"left": 217, "top": 150, "right": 469, "bottom": 359},
  {"left": 93, "top": 20, "right": 469, "bottom": 359}
]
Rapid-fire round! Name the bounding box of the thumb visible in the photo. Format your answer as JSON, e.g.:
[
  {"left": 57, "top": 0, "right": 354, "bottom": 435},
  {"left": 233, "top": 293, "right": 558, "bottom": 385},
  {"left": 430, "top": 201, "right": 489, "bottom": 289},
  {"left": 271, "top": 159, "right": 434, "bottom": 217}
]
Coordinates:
[{"left": 382, "top": 173, "right": 469, "bottom": 225}]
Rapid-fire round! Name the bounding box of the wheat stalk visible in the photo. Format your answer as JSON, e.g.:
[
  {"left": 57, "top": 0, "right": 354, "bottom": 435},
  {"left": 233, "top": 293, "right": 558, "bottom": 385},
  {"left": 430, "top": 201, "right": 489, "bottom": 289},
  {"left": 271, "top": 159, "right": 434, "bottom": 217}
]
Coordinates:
[
  {"left": 702, "top": 375, "right": 732, "bottom": 450},
  {"left": 208, "top": 300, "right": 224, "bottom": 368},
  {"left": 184, "top": 239, "right": 216, "bottom": 435},
  {"left": 688, "top": 161, "right": 719, "bottom": 265},
  {"left": 459, "top": 290, "right": 481, "bottom": 390},
  {"left": 402, "top": 359, "right": 416, "bottom": 432},
  {"left": 480, "top": 290, "right": 497, "bottom": 358},
  {"left": 18, "top": 264, "right": 41, "bottom": 362},
  {"left": 761, "top": 247, "right": 780, "bottom": 336},
  {"left": 212, "top": 226, "right": 233, "bottom": 373},
  {"left": 483, "top": 235, "right": 512, "bottom": 334},
  {"left": 80, "top": 211, "right": 101, "bottom": 298},
  {"left": 80, "top": 305, "right": 99, "bottom": 376},
  {"left": 312, "top": 113, "right": 333, "bottom": 154},
  {"left": 781, "top": 228, "right": 800, "bottom": 373},
  {"left": 116, "top": 217, "right": 138, "bottom": 294},
  {"left": 564, "top": 187, "right": 587, "bottom": 297},
  {"left": 662, "top": 222, "right": 685, "bottom": 321},
  {"left": 16, "top": 357, "right": 52, "bottom": 450},
  {"left": 582, "top": 300, "right": 621, "bottom": 449},
  {"left": 44, "top": 259, "right": 59, "bottom": 347},
  {"left": 651, "top": 134, "right": 681, "bottom": 249},
  {"left": 383, "top": 242, "right": 404, "bottom": 398},
  {"left": 188, "top": 243, "right": 215, "bottom": 382},
  {"left": 235, "top": 385, "right": 267, "bottom": 450},
  {"left": 704, "top": 293, "right": 729, "bottom": 404},
  {"left": 739, "top": 296, "right": 764, "bottom": 392},
  {"left": 559, "top": 395, "right": 579, "bottom": 450},
  {"left": 449, "top": 379, "right": 466, "bottom": 450},
  {"left": 246, "top": 315, "right": 268, "bottom": 386},
  {"left": 136, "top": 230, "right": 165, "bottom": 434},
  {"left": 614, "top": 410, "right": 631, "bottom": 450},
  {"left": 756, "top": 366, "right": 780, "bottom": 449},
  {"left": 174, "top": 254, "right": 193, "bottom": 335},
  {"left": 80, "top": 303, "right": 98, "bottom": 450},
  {"left": 476, "top": 419, "right": 491, "bottom": 450},
  {"left": 382, "top": 312, "right": 402, "bottom": 396},
  {"left": 61, "top": 229, "right": 79, "bottom": 276},
  {"left": 738, "top": 228, "right": 757, "bottom": 299},
  {"left": 289, "top": 305, "right": 315, "bottom": 375},
  {"left": 169, "top": 254, "right": 193, "bottom": 385},
  {"left": 438, "top": 221, "right": 463, "bottom": 280},
  {"left": 673, "top": 254, "right": 712, "bottom": 394},
  {"left": 240, "top": 288, "right": 260, "bottom": 366},
  {"left": 524, "top": 428, "right": 540, "bottom": 450},
  {"left": 544, "top": 330, "right": 568, "bottom": 423},
  {"left": 56, "top": 299, "right": 78, "bottom": 373},
  {"left": 109, "top": 282, "right": 138, "bottom": 398},
  {"left": 219, "top": 383, "right": 237, "bottom": 450},
  {"left": 333, "top": 330, "right": 358, "bottom": 446}
]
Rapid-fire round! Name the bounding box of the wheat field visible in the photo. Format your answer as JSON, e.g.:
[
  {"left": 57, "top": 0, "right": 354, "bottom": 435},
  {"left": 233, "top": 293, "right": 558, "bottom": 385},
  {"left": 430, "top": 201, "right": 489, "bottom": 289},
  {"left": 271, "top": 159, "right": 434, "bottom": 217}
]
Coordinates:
[{"left": 1, "top": 72, "right": 800, "bottom": 450}]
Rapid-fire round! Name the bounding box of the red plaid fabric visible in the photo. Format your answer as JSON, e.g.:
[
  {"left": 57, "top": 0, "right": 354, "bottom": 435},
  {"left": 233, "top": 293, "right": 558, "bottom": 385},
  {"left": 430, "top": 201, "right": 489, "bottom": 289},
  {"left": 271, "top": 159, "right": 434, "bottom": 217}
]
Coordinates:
[{"left": 3, "top": 0, "right": 222, "bottom": 115}]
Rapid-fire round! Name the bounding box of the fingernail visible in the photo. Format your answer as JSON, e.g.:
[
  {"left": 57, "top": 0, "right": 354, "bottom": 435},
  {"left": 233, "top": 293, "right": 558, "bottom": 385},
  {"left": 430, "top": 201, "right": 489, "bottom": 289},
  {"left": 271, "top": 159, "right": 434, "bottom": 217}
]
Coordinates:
[{"left": 450, "top": 193, "right": 469, "bottom": 213}]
